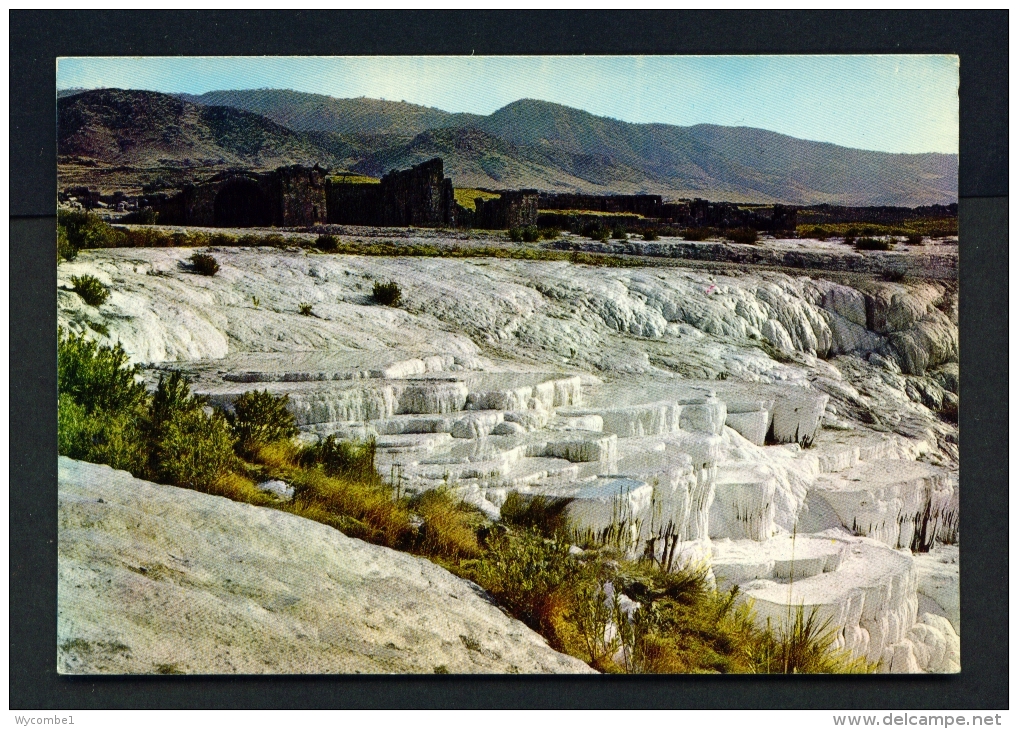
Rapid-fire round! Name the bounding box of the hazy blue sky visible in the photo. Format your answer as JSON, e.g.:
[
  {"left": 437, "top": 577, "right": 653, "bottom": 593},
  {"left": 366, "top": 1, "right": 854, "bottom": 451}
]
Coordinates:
[{"left": 57, "top": 55, "right": 959, "bottom": 154}]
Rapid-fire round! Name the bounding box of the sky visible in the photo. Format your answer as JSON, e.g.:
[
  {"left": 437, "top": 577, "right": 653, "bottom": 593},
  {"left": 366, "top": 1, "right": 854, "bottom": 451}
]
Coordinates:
[{"left": 56, "top": 55, "right": 959, "bottom": 155}]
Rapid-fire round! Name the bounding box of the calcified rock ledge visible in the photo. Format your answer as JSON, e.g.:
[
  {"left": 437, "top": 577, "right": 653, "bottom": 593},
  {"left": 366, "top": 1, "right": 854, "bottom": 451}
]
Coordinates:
[
  {"left": 58, "top": 458, "right": 593, "bottom": 675},
  {"left": 58, "top": 245, "right": 960, "bottom": 673}
]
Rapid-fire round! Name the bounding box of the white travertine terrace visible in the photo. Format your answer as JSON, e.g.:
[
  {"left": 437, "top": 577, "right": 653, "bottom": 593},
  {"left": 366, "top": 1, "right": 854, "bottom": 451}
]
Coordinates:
[{"left": 58, "top": 246, "right": 960, "bottom": 672}]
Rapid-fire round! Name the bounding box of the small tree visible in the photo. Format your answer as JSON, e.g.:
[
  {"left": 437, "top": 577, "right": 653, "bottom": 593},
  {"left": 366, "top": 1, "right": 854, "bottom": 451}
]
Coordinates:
[{"left": 228, "top": 389, "right": 298, "bottom": 453}]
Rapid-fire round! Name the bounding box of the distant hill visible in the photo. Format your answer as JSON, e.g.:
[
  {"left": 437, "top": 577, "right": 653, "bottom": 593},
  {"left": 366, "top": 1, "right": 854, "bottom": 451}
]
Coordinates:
[
  {"left": 60, "top": 88, "right": 957, "bottom": 206},
  {"left": 58, "top": 88, "right": 355, "bottom": 171},
  {"left": 179, "top": 89, "right": 484, "bottom": 137}
]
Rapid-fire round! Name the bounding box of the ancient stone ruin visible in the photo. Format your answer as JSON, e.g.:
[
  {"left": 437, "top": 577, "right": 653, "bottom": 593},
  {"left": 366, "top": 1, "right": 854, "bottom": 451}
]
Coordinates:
[{"left": 143, "top": 165, "right": 329, "bottom": 228}]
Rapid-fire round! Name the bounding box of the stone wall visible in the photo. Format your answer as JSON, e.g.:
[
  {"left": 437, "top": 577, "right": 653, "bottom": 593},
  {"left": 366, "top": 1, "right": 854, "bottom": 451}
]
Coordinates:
[
  {"left": 325, "top": 158, "right": 459, "bottom": 227},
  {"left": 474, "top": 190, "right": 539, "bottom": 229},
  {"left": 537, "top": 193, "right": 663, "bottom": 217},
  {"left": 278, "top": 165, "right": 328, "bottom": 227},
  {"left": 145, "top": 166, "right": 327, "bottom": 228}
]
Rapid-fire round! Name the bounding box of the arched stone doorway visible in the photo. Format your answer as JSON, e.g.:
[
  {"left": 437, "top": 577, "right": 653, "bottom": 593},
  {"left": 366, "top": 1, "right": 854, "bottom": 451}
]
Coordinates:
[{"left": 213, "top": 178, "right": 272, "bottom": 227}]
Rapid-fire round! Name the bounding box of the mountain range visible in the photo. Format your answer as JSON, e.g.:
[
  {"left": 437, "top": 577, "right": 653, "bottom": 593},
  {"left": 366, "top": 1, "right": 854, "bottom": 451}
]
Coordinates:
[{"left": 58, "top": 88, "right": 957, "bottom": 206}]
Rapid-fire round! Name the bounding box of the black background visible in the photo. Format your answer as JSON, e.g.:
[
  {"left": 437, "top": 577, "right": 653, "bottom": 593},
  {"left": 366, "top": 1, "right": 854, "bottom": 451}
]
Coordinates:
[{"left": 10, "top": 10, "right": 1008, "bottom": 709}]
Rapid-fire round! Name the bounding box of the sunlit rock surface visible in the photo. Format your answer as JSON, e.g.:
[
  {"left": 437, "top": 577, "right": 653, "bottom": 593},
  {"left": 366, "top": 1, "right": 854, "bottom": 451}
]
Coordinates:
[
  {"left": 58, "top": 246, "right": 959, "bottom": 672},
  {"left": 58, "top": 458, "right": 593, "bottom": 675}
]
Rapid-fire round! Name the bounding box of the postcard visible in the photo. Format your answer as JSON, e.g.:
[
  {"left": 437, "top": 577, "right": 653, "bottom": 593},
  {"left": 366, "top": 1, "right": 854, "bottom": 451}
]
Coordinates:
[{"left": 55, "top": 55, "right": 959, "bottom": 675}]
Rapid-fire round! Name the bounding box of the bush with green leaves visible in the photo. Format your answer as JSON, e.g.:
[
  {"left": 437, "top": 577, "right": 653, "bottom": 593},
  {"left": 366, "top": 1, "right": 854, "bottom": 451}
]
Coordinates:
[
  {"left": 508, "top": 226, "right": 540, "bottom": 243},
  {"left": 726, "top": 227, "right": 759, "bottom": 245},
  {"left": 315, "top": 234, "right": 339, "bottom": 251},
  {"left": 905, "top": 233, "right": 925, "bottom": 246},
  {"left": 154, "top": 405, "right": 236, "bottom": 490},
  {"left": 855, "top": 237, "right": 894, "bottom": 251},
  {"left": 58, "top": 392, "right": 148, "bottom": 474},
  {"left": 70, "top": 274, "right": 110, "bottom": 307},
  {"left": 58, "top": 329, "right": 145, "bottom": 415},
  {"left": 189, "top": 252, "right": 220, "bottom": 276},
  {"left": 57, "top": 329, "right": 149, "bottom": 472},
  {"left": 681, "top": 228, "right": 710, "bottom": 241},
  {"left": 539, "top": 227, "right": 562, "bottom": 240},
  {"left": 145, "top": 370, "right": 237, "bottom": 489},
  {"left": 57, "top": 210, "right": 127, "bottom": 250},
  {"left": 372, "top": 280, "right": 402, "bottom": 307},
  {"left": 612, "top": 226, "right": 629, "bottom": 240},
  {"left": 298, "top": 302, "right": 314, "bottom": 316},
  {"left": 57, "top": 225, "right": 76, "bottom": 261},
  {"left": 298, "top": 435, "right": 377, "bottom": 482},
  {"left": 228, "top": 389, "right": 298, "bottom": 453},
  {"left": 642, "top": 229, "right": 660, "bottom": 241}
]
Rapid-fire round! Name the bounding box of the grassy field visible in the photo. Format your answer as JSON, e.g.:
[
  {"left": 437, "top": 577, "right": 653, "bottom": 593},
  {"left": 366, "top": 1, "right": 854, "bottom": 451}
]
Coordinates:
[
  {"left": 797, "top": 218, "right": 957, "bottom": 239},
  {"left": 539, "top": 209, "right": 645, "bottom": 218},
  {"left": 454, "top": 188, "right": 501, "bottom": 211},
  {"left": 327, "top": 173, "right": 380, "bottom": 185}
]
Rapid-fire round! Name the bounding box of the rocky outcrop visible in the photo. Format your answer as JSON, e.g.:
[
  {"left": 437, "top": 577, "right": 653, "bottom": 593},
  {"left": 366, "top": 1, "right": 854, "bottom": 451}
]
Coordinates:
[{"left": 57, "top": 457, "right": 593, "bottom": 675}]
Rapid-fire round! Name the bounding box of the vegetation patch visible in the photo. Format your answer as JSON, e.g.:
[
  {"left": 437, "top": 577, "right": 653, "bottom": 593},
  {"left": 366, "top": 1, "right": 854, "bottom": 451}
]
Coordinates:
[
  {"left": 70, "top": 274, "right": 110, "bottom": 306},
  {"left": 681, "top": 227, "right": 713, "bottom": 241},
  {"left": 372, "top": 280, "right": 402, "bottom": 307},
  {"left": 454, "top": 188, "right": 500, "bottom": 212},
  {"left": 315, "top": 233, "right": 339, "bottom": 251},
  {"left": 509, "top": 225, "right": 541, "bottom": 243},
  {"left": 854, "top": 237, "right": 895, "bottom": 252},
  {"left": 726, "top": 227, "right": 759, "bottom": 245},
  {"left": 797, "top": 219, "right": 957, "bottom": 239},
  {"left": 188, "top": 252, "right": 220, "bottom": 276}
]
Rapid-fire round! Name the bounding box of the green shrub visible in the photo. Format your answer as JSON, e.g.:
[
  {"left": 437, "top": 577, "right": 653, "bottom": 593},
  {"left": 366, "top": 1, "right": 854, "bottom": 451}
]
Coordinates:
[
  {"left": 315, "top": 234, "right": 339, "bottom": 251},
  {"left": 57, "top": 210, "right": 126, "bottom": 249},
  {"left": 148, "top": 371, "right": 199, "bottom": 432},
  {"left": 154, "top": 406, "right": 236, "bottom": 490},
  {"left": 298, "top": 302, "right": 314, "bottom": 316},
  {"left": 58, "top": 393, "right": 148, "bottom": 474},
  {"left": 500, "top": 492, "right": 572, "bottom": 537},
  {"left": 228, "top": 390, "right": 298, "bottom": 452},
  {"left": 473, "top": 528, "right": 579, "bottom": 629},
  {"left": 508, "top": 226, "right": 540, "bottom": 243},
  {"left": 539, "top": 227, "right": 562, "bottom": 240},
  {"left": 57, "top": 225, "right": 76, "bottom": 261},
  {"left": 299, "top": 435, "right": 378, "bottom": 482},
  {"left": 70, "top": 274, "right": 109, "bottom": 307},
  {"left": 612, "top": 226, "right": 629, "bottom": 240},
  {"left": 843, "top": 234, "right": 856, "bottom": 246},
  {"left": 372, "top": 280, "right": 402, "bottom": 307},
  {"left": 681, "top": 228, "right": 709, "bottom": 241},
  {"left": 58, "top": 329, "right": 145, "bottom": 415},
  {"left": 189, "top": 252, "right": 220, "bottom": 276},
  {"left": 905, "top": 233, "right": 925, "bottom": 246},
  {"left": 642, "top": 230, "right": 660, "bottom": 241},
  {"left": 855, "top": 237, "right": 893, "bottom": 251},
  {"left": 726, "top": 227, "right": 759, "bottom": 244}
]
